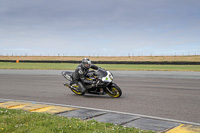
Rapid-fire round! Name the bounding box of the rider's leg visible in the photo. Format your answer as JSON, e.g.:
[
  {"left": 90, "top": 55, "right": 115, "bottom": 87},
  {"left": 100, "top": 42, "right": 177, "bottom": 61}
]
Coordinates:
[{"left": 77, "top": 81, "right": 86, "bottom": 93}]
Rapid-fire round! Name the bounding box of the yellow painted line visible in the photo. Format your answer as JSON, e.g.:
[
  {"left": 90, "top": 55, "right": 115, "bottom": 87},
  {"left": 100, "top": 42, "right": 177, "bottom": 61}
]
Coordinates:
[
  {"left": 8, "top": 103, "right": 31, "bottom": 109},
  {"left": 0, "top": 101, "right": 78, "bottom": 114},
  {"left": 0, "top": 101, "right": 29, "bottom": 108},
  {"left": 19, "top": 103, "right": 51, "bottom": 111},
  {"left": 32, "top": 106, "right": 78, "bottom": 114},
  {"left": 167, "top": 124, "right": 200, "bottom": 133},
  {"left": 29, "top": 106, "right": 53, "bottom": 112}
]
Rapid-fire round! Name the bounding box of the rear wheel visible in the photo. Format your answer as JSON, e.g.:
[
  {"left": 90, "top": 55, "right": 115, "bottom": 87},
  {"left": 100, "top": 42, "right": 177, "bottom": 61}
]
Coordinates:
[
  {"left": 106, "top": 84, "right": 122, "bottom": 98},
  {"left": 71, "top": 88, "right": 85, "bottom": 95},
  {"left": 65, "top": 84, "right": 85, "bottom": 95}
]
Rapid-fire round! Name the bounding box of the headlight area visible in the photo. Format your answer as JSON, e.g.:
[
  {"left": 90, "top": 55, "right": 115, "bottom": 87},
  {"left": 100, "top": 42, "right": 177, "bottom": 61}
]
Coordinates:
[{"left": 109, "top": 74, "right": 113, "bottom": 81}]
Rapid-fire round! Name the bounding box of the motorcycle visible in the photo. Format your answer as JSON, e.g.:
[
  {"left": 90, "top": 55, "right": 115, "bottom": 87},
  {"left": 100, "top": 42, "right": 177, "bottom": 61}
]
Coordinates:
[{"left": 61, "top": 68, "right": 122, "bottom": 98}]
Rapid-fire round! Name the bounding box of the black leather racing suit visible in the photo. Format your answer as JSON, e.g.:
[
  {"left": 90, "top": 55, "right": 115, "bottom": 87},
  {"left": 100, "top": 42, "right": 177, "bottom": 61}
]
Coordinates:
[{"left": 72, "top": 64, "right": 98, "bottom": 93}]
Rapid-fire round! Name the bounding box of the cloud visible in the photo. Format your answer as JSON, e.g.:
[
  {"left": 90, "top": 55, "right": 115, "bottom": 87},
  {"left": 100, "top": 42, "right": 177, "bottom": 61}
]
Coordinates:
[{"left": 0, "top": 0, "right": 200, "bottom": 56}]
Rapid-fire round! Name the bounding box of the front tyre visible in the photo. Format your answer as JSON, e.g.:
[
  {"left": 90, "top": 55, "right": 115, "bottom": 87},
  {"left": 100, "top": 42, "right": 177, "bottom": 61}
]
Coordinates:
[{"left": 106, "top": 83, "right": 122, "bottom": 98}]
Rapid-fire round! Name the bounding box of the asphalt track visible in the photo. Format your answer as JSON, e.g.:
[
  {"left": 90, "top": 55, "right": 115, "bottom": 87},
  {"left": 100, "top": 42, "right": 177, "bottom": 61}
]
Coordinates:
[{"left": 0, "top": 69, "right": 200, "bottom": 124}]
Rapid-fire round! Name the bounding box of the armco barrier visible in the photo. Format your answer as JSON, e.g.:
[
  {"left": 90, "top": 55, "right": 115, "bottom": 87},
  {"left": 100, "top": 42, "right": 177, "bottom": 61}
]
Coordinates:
[{"left": 0, "top": 60, "right": 200, "bottom": 65}]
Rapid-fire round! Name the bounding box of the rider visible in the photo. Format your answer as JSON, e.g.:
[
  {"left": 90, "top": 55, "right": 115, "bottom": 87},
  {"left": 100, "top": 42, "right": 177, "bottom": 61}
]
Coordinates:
[{"left": 72, "top": 58, "right": 99, "bottom": 93}]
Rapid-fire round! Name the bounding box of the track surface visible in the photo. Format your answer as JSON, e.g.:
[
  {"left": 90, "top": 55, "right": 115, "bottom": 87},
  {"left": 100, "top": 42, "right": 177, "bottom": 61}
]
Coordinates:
[{"left": 0, "top": 69, "right": 200, "bottom": 123}]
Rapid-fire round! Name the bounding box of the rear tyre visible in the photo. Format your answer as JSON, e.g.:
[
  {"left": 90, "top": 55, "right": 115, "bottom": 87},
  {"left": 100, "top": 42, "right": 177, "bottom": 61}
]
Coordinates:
[
  {"left": 106, "top": 84, "right": 122, "bottom": 98},
  {"left": 64, "top": 84, "right": 85, "bottom": 95},
  {"left": 71, "top": 88, "right": 85, "bottom": 95}
]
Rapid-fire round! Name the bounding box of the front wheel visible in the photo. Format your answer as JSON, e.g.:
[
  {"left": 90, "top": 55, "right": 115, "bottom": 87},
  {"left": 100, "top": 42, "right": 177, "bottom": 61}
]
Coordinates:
[{"left": 106, "top": 84, "right": 122, "bottom": 98}]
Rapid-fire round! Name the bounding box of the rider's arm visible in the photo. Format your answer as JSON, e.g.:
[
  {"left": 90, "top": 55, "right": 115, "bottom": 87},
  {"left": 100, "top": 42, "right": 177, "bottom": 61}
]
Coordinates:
[
  {"left": 91, "top": 64, "right": 98, "bottom": 70},
  {"left": 77, "top": 68, "right": 93, "bottom": 84}
]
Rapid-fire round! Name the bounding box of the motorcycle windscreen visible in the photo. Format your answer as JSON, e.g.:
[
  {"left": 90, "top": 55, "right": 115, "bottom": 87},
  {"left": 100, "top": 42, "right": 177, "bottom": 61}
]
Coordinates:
[{"left": 94, "top": 69, "right": 107, "bottom": 78}]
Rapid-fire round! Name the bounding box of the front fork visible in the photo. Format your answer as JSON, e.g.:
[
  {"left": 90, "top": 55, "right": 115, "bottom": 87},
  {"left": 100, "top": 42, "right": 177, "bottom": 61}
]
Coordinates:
[{"left": 105, "top": 82, "right": 115, "bottom": 94}]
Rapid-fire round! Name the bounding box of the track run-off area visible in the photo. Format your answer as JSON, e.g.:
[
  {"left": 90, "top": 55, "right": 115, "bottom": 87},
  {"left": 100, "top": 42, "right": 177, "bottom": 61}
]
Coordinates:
[{"left": 0, "top": 69, "right": 200, "bottom": 124}]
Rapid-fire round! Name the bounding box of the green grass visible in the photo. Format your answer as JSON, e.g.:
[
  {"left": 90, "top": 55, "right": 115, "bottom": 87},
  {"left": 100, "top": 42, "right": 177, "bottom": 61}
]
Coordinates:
[
  {"left": 0, "top": 62, "right": 200, "bottom": 71},
  {"left": 0, "top": 62, "right": 78, "bottom": 70},
  {"left": 0, "top": 108, "right": 154, "bottom": 133},
  {"left": 99, "top": 64, "right": 200, "bottom": 71}
]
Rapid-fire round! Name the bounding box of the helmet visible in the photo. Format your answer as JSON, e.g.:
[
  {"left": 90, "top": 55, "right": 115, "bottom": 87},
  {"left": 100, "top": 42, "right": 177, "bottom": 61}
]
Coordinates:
[{"left": 82, "top": 58, "right": 91, "bottom": 69}]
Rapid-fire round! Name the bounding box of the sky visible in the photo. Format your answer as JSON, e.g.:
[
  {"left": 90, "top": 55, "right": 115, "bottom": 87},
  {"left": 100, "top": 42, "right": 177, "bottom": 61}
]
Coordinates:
[{"left": 0, "top": 0, "right": 200, "bottom": 56}]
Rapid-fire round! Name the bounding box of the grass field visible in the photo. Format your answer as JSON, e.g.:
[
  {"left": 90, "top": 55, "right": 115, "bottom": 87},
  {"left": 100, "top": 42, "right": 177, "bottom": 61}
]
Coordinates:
[
  {"left": 0, "top": 62, "right": 200, "bottom": 71},
  {"left": 0, "top": 108, "right": 154, "bottom": 133},
  {"left": 0, "top": 56, "right": 200, "bottom": 71}
]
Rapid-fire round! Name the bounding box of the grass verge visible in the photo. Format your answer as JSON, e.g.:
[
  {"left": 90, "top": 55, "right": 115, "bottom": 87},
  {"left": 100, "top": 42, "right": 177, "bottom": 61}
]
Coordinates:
[
  {"left": 0, "top": 62, "right": 200, "bottom": 71},
  {"left": 0, "top": 108, "right": 154, "bottom": 133}
]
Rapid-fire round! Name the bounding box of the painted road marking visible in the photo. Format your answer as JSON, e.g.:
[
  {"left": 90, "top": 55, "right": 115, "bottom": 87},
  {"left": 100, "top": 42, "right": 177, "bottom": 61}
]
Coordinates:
[
  {"left": 21, "top": 103, "right": 51, "bottom": 111},
  {"left": 0, "top": 101, "right": 30, "bottom": 108},
  {"left": 33, "top": 106, "right": 77, "bottom": 114},
  {"left": 0, "top": 101, "right": 78, "bottom": 114},
  {"left": 167, "top": 124, "right": 200, "bottom": 133}
]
